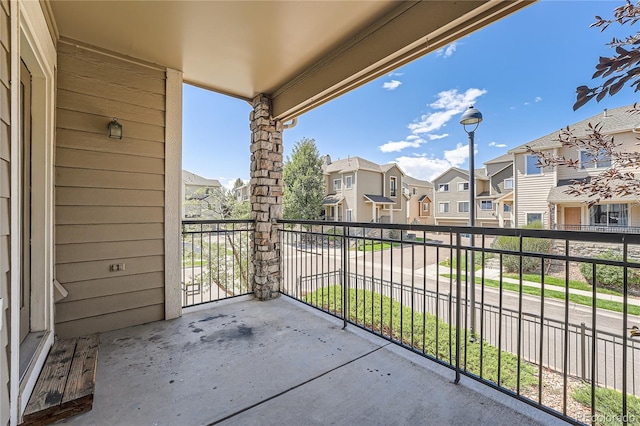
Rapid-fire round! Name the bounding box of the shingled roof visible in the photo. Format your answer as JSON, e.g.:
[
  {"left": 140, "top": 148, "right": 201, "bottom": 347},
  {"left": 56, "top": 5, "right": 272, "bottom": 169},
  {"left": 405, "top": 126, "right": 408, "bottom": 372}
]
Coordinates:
[{"left": 508, "top": 104, "right": 640, "bottom": 154}]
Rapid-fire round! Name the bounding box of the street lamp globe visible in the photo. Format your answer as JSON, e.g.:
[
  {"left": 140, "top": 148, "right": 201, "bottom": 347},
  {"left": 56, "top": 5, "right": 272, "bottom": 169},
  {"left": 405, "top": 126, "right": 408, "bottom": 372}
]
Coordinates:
[{"left": 460, "top": 105, "right": 483, "bottom": 131}]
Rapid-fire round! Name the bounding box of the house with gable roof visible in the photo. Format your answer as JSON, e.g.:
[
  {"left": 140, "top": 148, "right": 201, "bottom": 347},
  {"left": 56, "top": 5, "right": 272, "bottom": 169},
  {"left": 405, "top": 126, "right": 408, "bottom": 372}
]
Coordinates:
[
  {"left": 432, "top": 153, "right": 514, "bottom": 228},
  {"left": 321, "top": 155, "right": 408, "bottom": 224},
  {"left": 508, "top": 104, "right": 640, "bottom": 231}
]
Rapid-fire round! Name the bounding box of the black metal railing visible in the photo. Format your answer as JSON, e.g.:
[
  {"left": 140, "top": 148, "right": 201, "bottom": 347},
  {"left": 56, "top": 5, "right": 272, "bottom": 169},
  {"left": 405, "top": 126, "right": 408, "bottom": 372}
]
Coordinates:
[
  {"left": 555, "top": 224, "right": 640, "bottom": 234},
  {"left": 181, "top": 219, "right": 253, "bottom": 307},
  {"left": 278, "top": 220, "right": 640, "bottom": 425}
]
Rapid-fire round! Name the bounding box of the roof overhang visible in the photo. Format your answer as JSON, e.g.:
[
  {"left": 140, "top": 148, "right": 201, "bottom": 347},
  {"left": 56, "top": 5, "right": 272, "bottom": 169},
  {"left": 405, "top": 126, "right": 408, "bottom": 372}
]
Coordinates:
[
  {"left": 364, "top": 194, "right": 394, "bottom": 204},
  {"left": 48, "top": 0, "right": 534, "bottom": 121},
  {"left": 322, "top": 195, "right": 344, "bottom": 206}
]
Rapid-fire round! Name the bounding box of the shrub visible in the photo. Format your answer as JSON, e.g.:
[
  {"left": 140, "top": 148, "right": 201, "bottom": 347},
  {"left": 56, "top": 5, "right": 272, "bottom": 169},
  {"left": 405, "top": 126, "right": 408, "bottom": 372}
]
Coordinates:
[
  {"left": 579, "top": 250, "right": 640, "bottom": 293},
  {"left": 492, "top": 221, "right": 553, "bottom": 273}
]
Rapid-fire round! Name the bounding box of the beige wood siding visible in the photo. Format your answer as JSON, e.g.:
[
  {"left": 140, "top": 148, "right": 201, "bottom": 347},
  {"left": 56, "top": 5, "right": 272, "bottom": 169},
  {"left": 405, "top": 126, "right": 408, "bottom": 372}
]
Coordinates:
[
  {"left": 514, "top": 153, "right": 555, "bottom": 227},
  {"left": 55, "top": 42, "right": 166, "bottom": 338},
  {"left": 0, "top": 1, "right": 10, "bottom": 422},
  {"left": 356, "top": 170, "right": 382, "bottom": 222}
]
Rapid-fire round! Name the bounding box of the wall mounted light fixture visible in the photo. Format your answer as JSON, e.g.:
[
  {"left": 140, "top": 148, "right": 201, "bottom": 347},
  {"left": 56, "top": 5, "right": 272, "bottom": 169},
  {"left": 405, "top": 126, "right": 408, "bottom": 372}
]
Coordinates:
[{"left": 108, "top": 117, "right": 123, "bottom": 139}]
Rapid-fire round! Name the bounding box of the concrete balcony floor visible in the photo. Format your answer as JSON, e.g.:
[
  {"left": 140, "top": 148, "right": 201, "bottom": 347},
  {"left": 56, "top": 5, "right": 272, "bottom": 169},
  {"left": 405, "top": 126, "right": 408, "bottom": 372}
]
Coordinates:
[{"left": 62, "top": 296, "right": 566, "bottom": 426}]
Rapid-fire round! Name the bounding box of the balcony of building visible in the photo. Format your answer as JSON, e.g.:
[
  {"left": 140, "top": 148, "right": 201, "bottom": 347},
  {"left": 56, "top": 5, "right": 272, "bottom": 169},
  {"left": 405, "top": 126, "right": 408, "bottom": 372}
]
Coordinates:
[{"left": 172, "top": 220, "right": 640, "bottom": 425}]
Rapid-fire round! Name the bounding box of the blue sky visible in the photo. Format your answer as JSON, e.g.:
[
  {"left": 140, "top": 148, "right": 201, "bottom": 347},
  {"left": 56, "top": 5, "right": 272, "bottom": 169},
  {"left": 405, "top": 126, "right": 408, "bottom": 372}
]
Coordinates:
[{"left": 183, "top": 0, "right": 640, "bottom": 188}]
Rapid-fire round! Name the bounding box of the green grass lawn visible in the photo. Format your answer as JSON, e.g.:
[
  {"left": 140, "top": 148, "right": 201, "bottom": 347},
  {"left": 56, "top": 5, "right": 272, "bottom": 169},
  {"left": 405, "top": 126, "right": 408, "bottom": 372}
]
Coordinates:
[
  {"left": 443, "top": 274, "right": 640, "bottom": 316},
  {"left": 304, "top": 285, "right": 537, "bottom": 392},
  {"left": 182, "top": 260, "right": 204, "bottom": 267},
  {"left": 353, "top": 241, "right": 396, "bottom": 252},
  {"left": 572, "top": 384, "right": 640, "bottom": 426},
  {"left": 506, "top": 273, "right": 622, "bottom": 297},
  {"left": 439, "top": 255, "right": 483, "bottom": 271}
]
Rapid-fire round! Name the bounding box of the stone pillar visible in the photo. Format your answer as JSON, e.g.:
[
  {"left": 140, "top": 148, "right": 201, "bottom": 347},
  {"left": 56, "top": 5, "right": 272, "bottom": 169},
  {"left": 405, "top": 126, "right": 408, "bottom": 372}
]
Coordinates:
[{"left": 249, "top": 94, "right": 283, "bottom": 300}]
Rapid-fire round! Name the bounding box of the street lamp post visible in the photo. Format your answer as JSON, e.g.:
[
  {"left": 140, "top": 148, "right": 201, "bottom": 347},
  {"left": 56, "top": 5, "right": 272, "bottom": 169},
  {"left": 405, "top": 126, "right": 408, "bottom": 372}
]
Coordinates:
[{"left": 460, "top": 105, "right": 482, "bottom": 337}]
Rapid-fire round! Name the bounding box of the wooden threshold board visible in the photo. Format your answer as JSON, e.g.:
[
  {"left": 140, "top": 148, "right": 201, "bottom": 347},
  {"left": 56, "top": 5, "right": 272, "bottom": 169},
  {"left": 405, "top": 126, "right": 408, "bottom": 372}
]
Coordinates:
[{"left": 21, "top": 334, "right": 100, "bottom": 426}]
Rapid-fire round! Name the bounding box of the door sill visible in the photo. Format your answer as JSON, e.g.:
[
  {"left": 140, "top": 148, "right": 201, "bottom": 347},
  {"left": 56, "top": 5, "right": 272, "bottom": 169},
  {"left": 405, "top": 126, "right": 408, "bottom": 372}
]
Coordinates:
[{"left": 19, "top": 331, "right": 46, "bottom": 382}]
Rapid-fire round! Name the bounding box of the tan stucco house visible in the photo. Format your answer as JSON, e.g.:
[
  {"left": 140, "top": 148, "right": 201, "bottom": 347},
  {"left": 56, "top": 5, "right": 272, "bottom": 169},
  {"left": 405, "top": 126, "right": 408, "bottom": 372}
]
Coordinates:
[{"left": 0, "top": 1, "right": 533, "bottom": 423}]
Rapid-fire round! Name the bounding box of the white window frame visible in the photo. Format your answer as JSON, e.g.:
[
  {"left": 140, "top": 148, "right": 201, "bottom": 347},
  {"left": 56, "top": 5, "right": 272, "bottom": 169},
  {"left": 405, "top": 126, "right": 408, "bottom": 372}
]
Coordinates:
[
  {"left": 458, "top": 201, "right": 469, "bottom": 213},
  {"left": 503, "top": 204, "right": 512, "bottom": 213},
  {"left": 480, "top": 200, "right": 494, "bottom": 211},
  {"left": 579, "top": 149, "right": 612, "bottom": 170},
  {"left": 333, "top": 179, "right": 342, "bottom": 191},
  {"left": 525, "top": 155, "right": 543, "bottom": 175},
  {"left": 390, "top": 176, "right": 397, "bottom": 197},
  {"left": 504, "top": 178, "right": 513, "bottom": 189},
  {"left": 526, "top": 212, "right": 543, "bottom": 225},
  {"left": 412, "top": 188, "right": 417, "bottom": 195},
  {"left": 345, "top": 175, "right": 352, "bottom": 190},
  {"left": 438, "top": 183, "right": 449, "bottom": 192},
  {"left": 346, "top": 209, "right": 353, "bottom": 222},
  {"left": 421, "top": 203, "right": 429, "bottom": 214},
  {"left": 438, "top": 202, "right": 450, "bottom": 213},
  {"left": 457, "top": 182, "right": 469, "bottom": 191}
]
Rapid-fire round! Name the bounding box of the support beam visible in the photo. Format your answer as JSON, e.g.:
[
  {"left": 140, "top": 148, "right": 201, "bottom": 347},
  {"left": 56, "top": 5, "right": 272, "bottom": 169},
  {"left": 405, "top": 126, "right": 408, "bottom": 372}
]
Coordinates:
[{"left": 249, "top": 95, "right": 283, "bottom": 300}]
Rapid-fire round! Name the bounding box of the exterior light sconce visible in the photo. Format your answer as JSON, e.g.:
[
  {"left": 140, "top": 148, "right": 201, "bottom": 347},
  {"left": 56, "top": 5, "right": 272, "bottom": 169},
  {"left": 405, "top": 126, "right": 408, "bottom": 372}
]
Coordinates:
[{"left": 108, "top": 117, "right": 123, "bottom": 139}]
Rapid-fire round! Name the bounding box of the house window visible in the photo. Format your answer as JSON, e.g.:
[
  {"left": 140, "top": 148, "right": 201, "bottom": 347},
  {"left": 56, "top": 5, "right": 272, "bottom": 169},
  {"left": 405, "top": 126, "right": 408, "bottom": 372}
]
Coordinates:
[
  {"left": 504, "top": 178, "right": 513, "bottom": 189},
  {"left": 457, "top": 182, "right": 469, "bottom": 191},
  {"left": 438, "top": 183, "right": 449, "bottom": 192},
  {"left": 413, "top": 188, "right": 417, "bottom": 195},
  {"left": 580, "top": 149, "right": 612, "bottom": 169},
  {"left": 526, "top": 213, "right": 543, "bottom": 225},
  {"left": 439, "top": 202, "right": 449, "bottom": 213},
  {"left": 346, "top": 209, "right": 353, "bottom": 222},
  {"left": 480, "top": 201, "right": 493, "bottom": 210},
  {"left": 390, "top": 176, "right": 397, "bottom": 197},
  {"left": 333, "top": 179, "right": 342, "bottom": 191},
  {"left": 458, "top": 201, "right": 469, "bottom": 213},
  {"left": 503, "top": 204, "right": 512, "bottom": 212},
  {"left": 345, "top": 175, "right": 353, "bottom": 189},
  {"left": 422, "top": 203, "right": 429, "bottom": 213},
  {"left": 525, "top": 155, "right": 542, "bottom": 175},
  {"left": 589, "top": 204, "right": 628, "bottom": 227}
]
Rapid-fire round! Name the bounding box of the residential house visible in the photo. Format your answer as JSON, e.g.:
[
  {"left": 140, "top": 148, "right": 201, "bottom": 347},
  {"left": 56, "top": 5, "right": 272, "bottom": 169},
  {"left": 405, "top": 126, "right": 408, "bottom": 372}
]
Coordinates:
[
  {"left": 321, "top": 156, "right": 408, "bottom": 223},
  {"left": 235, "top": 182, "right": 250, "bottom": 203},
  {"left": 182, "top": 170, "right": 223, "bottom": 219},
  {"left": 404, "top": 176, "right": 435, "bottom": 225},
  {"left": 509, "top": 104, "right": 640, "bottom": 231},
  {"left": 432, "top": 167, "right": 489, "bottom": 226},
  {"left": 0, "top": 1, "right": 532, "bottom": 423},
  {"left": 432, "top": 154, "right": 514, "bottom": 228},
  {"left": 483, "top": 153, "right": 515, "bottom": 228}
]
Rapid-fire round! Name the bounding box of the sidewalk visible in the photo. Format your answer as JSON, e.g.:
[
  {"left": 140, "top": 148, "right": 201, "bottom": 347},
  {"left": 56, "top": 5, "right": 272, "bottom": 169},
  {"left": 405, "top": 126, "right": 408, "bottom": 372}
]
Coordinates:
[{"left": 423, "top": 264, "right": 640, "bottom": 307}]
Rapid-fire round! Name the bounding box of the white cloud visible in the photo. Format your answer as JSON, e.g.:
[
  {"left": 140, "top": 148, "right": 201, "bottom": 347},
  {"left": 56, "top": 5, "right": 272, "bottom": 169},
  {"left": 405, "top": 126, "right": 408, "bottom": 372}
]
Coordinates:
[
  {"left": 436, "top": 42, "right": 457, "bottom": 58},
  {"left": 488, "top": 141, "right": 507, "bottom": 148},
  {"left": 218, "top": 177, "right": 245, "bottom": 190},
  {"left": 535, "top": 96, "right": 542, "bottom": 102},
  {"left": 408, "top": 88, "right": 487, "bottom": 134},
  {"left": 382, "top": 80, "right": 402, "bottom": 90},
  {"left": 443, "top": 143, "right": 469, "bottom": 165},
  {"left": 379, "top": 137, "right": 425, "bottom": 153},
  {"left": 394, "top": 143, "right": 471, "bottom": 181},
  {"left": 377, "top": 87, "right": 486, "bottom": 153},
  {"left": 388, "top": 72, "right": 404, "bottom": 77},
  {"left": 427, "top": 133, "right": 448, "bottom": 140}
]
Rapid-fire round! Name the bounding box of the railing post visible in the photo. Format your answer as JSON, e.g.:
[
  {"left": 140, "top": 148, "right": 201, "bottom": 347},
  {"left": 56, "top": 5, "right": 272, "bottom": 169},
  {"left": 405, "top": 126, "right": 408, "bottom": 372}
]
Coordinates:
[
  {"left": 455, "top": 231, "right": 462, "bottom": 384},
  {"left": 580, "top": 322, "right": 586, "bottom": 381},
  {"left": 342, "top": 225, "right": 348, "bottom": 329}
]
